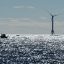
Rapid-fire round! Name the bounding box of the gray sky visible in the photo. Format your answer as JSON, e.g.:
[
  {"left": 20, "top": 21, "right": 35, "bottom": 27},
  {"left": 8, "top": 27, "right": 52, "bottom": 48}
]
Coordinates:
[{"left": 0, "top": 0, "right": 64, "bottom": 34}]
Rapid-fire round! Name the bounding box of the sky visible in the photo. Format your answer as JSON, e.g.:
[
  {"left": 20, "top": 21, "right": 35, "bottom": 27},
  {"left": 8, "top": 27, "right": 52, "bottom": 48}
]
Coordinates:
[{"left": 0, "top": 0, "right": 64, "bottom": 34}]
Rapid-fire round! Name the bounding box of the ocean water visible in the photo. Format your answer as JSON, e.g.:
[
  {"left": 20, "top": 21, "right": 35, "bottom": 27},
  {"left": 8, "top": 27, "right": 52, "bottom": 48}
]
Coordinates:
[{"left": 0, "top": 34, "right": 64, "bottom": 64}]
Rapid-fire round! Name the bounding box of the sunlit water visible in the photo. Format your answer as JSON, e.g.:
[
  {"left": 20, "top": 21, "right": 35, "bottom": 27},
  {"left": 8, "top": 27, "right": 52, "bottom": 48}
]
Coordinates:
[{"left": 0, "top": 34, "right": 64, "bottom": 64}]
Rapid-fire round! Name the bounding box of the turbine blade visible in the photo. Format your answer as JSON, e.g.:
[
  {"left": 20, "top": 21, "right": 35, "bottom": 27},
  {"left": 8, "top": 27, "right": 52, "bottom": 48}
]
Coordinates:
[{"left": 46, "top": 10, "right": 52, "bottom": 16}]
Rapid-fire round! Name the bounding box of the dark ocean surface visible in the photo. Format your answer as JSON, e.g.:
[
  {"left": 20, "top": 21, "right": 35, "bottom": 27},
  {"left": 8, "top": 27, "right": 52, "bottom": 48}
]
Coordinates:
[{"left": 0, "top": 34, "right": 64, "bottom": 64}]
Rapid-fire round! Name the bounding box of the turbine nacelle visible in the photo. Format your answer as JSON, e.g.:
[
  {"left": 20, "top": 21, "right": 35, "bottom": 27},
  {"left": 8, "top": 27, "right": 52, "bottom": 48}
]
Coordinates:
[{"left": 47, "top": 10, "right": 58, "bottom": 17}]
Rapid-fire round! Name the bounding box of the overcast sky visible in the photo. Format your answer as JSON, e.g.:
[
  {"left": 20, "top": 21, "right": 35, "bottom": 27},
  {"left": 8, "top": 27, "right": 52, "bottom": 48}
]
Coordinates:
[{"left": 0, "top": 0, "right": 64, "bottom": 34}]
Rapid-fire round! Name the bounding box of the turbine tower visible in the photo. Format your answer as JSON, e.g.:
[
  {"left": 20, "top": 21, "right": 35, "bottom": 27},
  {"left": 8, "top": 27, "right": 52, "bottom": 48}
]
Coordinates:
[{"left": 51, "top": 14, "right": 57, "bottom": 35}]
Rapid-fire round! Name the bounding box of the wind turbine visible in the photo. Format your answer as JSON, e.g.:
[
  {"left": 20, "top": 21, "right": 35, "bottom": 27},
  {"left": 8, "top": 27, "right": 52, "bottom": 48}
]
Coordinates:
[
  {"left": 48, "top": 11, "right": 58, "bottom": 35},
  {"left": 45, "top": 9, "right": 63, "bottom": 35}
]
